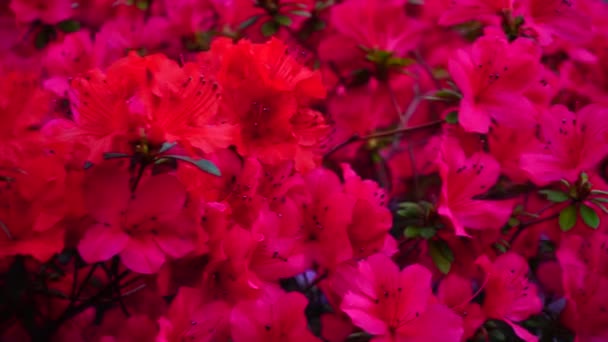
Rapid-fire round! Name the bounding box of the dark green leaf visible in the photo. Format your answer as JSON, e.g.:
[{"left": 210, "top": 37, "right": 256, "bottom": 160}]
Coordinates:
[
  {"left": 313, "top": 19, "right": 327, "bottom": 31},
  {"left": 291, "top": 10, "right": 312, "bottom": 17},
  {"left": 445, "top": 111, "right": 459, "bottom": 124},
  {"left": 274, "top": 14, "right": 293, "bottom": 26},
  {"left": 261, "top": 20, "right": 279, "bottom": 36},
  {"left": 404, "top": 226, "right": 420, "bottom": 239},
  {"left": 34, "top": 28, "right": 55, "bottom": 50},
  {"left": 559, "top": 205, "right": 577, "bottom": 232},
  {"left": 56, "top": 20, "right": 81, "bottom": 33},
  {"left": 580, "top": 204, "right": 600, "bottom": 229},
  {"left": 238, "top": 15, "right": 261, "bottom": 31},
  {"left": 429, "top": 240, "right": 453, "bottom": 274},
  {"left": 539, "top": 189, "right": 570, "bottom": 203},
  {"left": 433, "top": 89, "right": 462, "bottom": 100},
  {"left": 164, "top": 155, "right": 221, "bottom": 176},
  {"left": 103, "top": 152, "right": 131, "bottom": 160}
]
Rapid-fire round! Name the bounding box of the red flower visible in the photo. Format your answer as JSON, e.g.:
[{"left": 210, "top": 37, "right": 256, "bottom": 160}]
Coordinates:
[
  {"left": 341, "top": 253, "right": 464, "bottom": 342},
  {"left": 0, "top": 153, "right": 69, "bottom": 262},
  {"left": 438, "top": 137, "right": 515, "bottom": 237},
  {"left": 297, "top": 167, "right": 356, "bottom": 269},
  {"left": 230, "top": 289, "right": 319, "bottom": 342},
  {"left": 78, "top": 163, "right": 199, "bottom": 274},
  {"left": 449, "top": 35, "right": 541, "bottom": 133},
  {"left": 46, "top": 53, "right": 229, "bottom": 161},
  {"left": 477, "top": 252, "right": 543, "bottom": 341},
  {"left": 212, "top": 37, "right": 328, "bottom": 172}
]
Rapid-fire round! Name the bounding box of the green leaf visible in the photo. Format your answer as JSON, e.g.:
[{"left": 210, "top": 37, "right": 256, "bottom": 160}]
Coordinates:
[
  {"left": 291, "top": 10, "right": 312, "bottom": 17},
  {"left": 445, "top": 111, "right": 459, "bottom": 124},
  {"left": 261, "top": 20, "right": 279, "bottom": 36},
  {"left": 103, "top": 152, "right": 131, "bottom": 160},
  {"left": 56, "top": 20, "right": 81, "bottom": 33},
  {"left": 397, "top": 202, "right": 423, "bottom": 218},
  {"left": 559, "top": 205, "right": 577, "bottom": 232},
  {"left": 539, "top": 189, "right": 570, "bottom": 203},
  {"left": 274, "top": 14, "right": 293, "bottom": 26},
  {"left": 135, "top": 0, "right": 149, "bottom": 10},
  {"left": 159, "top": 141, "right": 177, "bottom": 154},
  {"left": 404, "top": 226, "right": 436, "bottom": 239},
  {"left": 238, "top": 15, "right": 261, "bottom": 31},
  {"left": 580, "top": 204, "right": 600, "bottom": 229},
  {"left": 433, "top": 89, "right": 462, "bottom": 100},
  {"left": 429, "top": 240, "right": 454, "bottom": 274},
  {"left": 164, "top": 155, "right": 221, "bottom": 176},
  {"left": 34, "top": 27, "right": 55, "bottom": 50}
]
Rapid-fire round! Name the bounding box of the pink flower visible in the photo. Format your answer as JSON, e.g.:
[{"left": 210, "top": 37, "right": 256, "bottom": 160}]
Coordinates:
[
  {"left": 438, "top": 274, "right": 486, "bottom": 340},
  {"left": 477, "top": 252, "right": 543, "bottom": 342},
  {"left": 448, "top": 35, "right": 541, "bottom": 133},
  {"left": 520, "top": 104, "right": 608, "bottom": 185},
  {"left": 341, "top": 253, "right": 463, "bottom": 342},
  {"left": 517, "top": 0, "right": 591, "bottom": 46},
  {"left": 10, "top": 0, "right": 73, "bottom": 24},
  {"left": 438, "top": 136, "right": 516, "bottom": 237},
  {"left": 439, "top": 0, "right": 513, "bottom": 26},
  {"left": 78, "top": 163, "right": 199, "bottom": 274},
  {"left": 230, "top": 289, "right": 319, "bottom": 342},
  {"left": 319, "top": 0, "right": 423, "bottom": 65}
]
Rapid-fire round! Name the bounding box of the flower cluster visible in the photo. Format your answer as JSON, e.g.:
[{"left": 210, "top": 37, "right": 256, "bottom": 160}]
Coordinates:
[{"left": 1, "top": 0, "right": 608, "bottom": 341}]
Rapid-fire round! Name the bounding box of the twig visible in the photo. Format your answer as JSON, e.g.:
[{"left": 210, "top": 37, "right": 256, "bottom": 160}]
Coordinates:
[{"left": 324, "top": 119, "right": 444, "bottom": 159}]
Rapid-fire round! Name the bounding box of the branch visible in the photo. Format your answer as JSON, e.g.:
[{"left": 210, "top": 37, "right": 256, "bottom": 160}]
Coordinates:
[{"left": 324, "top": 119, "right": 444, "bottom": 159}]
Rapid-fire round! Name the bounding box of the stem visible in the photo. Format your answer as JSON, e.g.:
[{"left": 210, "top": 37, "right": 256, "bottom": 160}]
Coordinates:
[
  {"left": 509, "top": 211, "right": 561, "bottom": 245},
  {"left": 324, "top": 119, "right": 444, "bottom": 159}
]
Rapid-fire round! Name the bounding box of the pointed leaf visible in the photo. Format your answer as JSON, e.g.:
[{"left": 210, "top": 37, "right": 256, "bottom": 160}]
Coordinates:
[
  {"left": 539, "top": 189, "right": 570, "bottom": 203},
  {"left": 291, "top": 10, "right": 312, "bottom": 17},
  {"left": 274, "top": 15, "right": 293, "bottom": 26},
  {"left": 580, "top": 204, "right": 600, "bottom": 229},
  {"left": 445, "top": 111, "right": 459, "bottom": 124},
  {"left": 238, "top": 15, "right": 261, "bottom": 31},
  {"left": 164, "top": 155, "right": 221, "bottom": 176},
  {"left": 559, "top": 205, "right": 577, "bottom": 232},
  {"left": 159, "top": 142, "right": 177, "bottom": 154},
  {"left": 261, "top": 20, "right": 279, "bottom": 36},
  {"left": 103, "top": 152, "right": 131, "bottom": 160},
  {"left": 429, "top": 239, "right": 453, "bottom": 274}
]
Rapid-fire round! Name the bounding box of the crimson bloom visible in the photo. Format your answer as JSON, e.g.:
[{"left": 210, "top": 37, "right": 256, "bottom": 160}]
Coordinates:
[
  {"left": 78, "top": 163, "right": 199, "bottom": 274},
  {"left": 212, "top": 37, "right": 329, "bottom": 172},
  {"left": 341, "top": 253, "right": 464, "bottom": 342},
  {"left": 45, "top": 52, "right": 230, "bottom": 161},
  {"left": 449, "top": 34, "right": 541, "bottom": 133}
]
